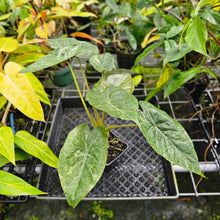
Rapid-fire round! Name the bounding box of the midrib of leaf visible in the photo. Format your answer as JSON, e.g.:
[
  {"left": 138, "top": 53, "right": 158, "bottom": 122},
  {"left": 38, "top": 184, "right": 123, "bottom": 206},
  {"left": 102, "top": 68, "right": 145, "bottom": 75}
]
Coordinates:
[
  {"left": 145, "top": 110, "right": 196, "bottom": 169},
  {"left": 0, "top": 137, "right": 13, "bottom": 163},
  {"left": 16, "top": 135, "right": 55, "bottom": 162},
  {"left": 106, "top": 90, "right": 137, "bottom": 121},
  {"left": 195, "top": 20, "right": 205, "bottom": 51}
]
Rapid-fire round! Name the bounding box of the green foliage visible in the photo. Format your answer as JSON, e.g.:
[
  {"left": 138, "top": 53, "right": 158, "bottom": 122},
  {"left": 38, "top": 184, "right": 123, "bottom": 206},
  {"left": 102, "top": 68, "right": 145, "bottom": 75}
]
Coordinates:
[
  {"left": 91, "top": 201, "right": 114, "bottom": 220},
  {"left": 23, "top": 37, "right": 203, "bottom": 208},
  {"left": 14, "top": 131, "right": 58, "bottom": 168},
  {"left": 0, "top": 170, "right": 46, "bottom": 195},
  {"left": 21, "top": 38, "right": 99, "bottom": 73},
  {"left": 58, "top": 124, "right": 108, "bottom": 207},
  {"left": 185, "top": 17, "right": 208, "bottom": 56}
]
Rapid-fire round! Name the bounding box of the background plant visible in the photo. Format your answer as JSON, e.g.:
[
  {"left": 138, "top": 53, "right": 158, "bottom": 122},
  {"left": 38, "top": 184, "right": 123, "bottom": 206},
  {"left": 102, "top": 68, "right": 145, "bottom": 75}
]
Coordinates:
[
  {"left": 133, "top": 0, "right": 220, "bottom": 100},
  {"left": 0, "top": 37, "right": 58, "bottom": 196}
]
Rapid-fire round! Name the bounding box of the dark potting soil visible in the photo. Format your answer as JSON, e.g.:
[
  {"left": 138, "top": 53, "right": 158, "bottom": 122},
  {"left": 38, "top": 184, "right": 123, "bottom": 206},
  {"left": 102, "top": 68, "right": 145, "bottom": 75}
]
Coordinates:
[{"left": 107, "top": 132, "right": 127, "bottom": 165}]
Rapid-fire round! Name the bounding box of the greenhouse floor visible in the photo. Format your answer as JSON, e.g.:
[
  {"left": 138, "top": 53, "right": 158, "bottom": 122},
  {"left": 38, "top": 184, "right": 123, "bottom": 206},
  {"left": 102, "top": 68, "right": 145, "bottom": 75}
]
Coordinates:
[{"left": 2, "top": 196, "right": 220, "bottom": 220}]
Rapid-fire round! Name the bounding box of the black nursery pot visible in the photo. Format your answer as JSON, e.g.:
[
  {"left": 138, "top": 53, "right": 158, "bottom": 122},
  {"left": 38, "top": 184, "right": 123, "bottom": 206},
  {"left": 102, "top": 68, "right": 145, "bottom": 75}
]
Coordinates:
[
  {"left": 66, "top": 17, "right": 91, "bottom": 38},
  {"left": 184, "top": 74, "right": 209, "bottom": 103},
  {"left": 115, "top": 41, "right": 142, "bottom": 69}
]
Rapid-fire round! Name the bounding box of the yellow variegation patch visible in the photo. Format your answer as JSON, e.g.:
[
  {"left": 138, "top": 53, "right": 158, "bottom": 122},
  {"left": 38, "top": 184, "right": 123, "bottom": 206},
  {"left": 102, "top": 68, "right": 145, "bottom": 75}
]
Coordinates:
[
  {"left": 0, "top": 38, "right": 18, "bottom": 52},
  {"left": 156, "top": 66, "right": 170, "bottom": 89},
  {"left": 0, "top": 62, "right": 44, "bottom": 121},
  {"left": 35, "top": 23, "right": 49, "bottom": 39}
]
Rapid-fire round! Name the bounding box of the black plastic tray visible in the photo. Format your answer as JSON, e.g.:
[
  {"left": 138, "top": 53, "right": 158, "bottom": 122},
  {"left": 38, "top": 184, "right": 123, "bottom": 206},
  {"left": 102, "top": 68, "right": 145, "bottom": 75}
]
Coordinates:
[{"left": 38, "top": 97, "right": 178, "bottom": 200}]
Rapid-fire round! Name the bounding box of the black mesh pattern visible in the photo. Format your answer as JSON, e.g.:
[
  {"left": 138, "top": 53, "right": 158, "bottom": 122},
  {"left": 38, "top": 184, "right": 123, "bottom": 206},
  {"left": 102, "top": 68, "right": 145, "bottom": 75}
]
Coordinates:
[{"left": 39, "top": 98, "right": 177, "bottom": 199}]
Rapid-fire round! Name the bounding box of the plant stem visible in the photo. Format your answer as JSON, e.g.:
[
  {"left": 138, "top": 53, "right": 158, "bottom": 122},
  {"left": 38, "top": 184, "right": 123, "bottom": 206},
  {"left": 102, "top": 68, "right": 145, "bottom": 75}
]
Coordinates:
[
  {"left": 1, "top": 102, "right": 11, "bottom": 126},
  {"left": 77, "top": 57, "right": 102, "bottom": 125},
  {"left": 2, "top": 53, "right": 10, "bottom": 67},
  {"left": 77, "top": 57, "right": 89, "bottom": 91},
  {"left": 160, "top": 8, "right": 184, "bottom": 23},
  {"left": 207, "top": 29, "right": 220, "bottom": 47},
  {"left": 105, "top": 124, "right": 138, "bottom": 132},
  {"left": 67, "top": 61, "right": 97, "bottom": 127},
  {"left": 101, "top": 111, "right": 106, "bottom": 126}
]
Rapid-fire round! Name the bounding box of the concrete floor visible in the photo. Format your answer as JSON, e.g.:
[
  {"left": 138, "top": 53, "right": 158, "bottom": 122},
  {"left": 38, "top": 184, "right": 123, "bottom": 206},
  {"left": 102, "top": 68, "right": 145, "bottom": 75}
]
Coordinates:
[{"left": 1, "top": 196, "right": 219, "bottom": 220}]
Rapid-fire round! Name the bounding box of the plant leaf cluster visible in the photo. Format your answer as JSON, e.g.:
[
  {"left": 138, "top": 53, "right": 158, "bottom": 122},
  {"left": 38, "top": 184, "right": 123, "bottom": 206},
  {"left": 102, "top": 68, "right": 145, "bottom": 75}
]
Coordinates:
[
  {"left": 22, "top": 38, "right": 203, "bottom": 207},
  {"left": 0, "top": 37, "right": 58, "bottom": 196}
]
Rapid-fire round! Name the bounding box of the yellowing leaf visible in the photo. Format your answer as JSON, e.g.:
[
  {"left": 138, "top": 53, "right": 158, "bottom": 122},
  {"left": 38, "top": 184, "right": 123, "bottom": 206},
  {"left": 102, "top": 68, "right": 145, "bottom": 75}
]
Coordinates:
[
  {"left": 212, "top": 0, "right": 220, "bottom": 10},
  {"left": 141, "top": 28, "right": 160, "bottom": 48},
  {"left": 0, "top": 127, "right": 15, "bottom": 165},
  {"left": 156, "top": 66, "right": 169, "bottom": 88},
  {"left": 35, "top": 23, "right": 49, "bottom": 39},
  {"left": 0, "top": 62, "right": 44, "bottom": 121},
  {"left": 25, "top": 72, "right": 51, "bottom": 106},
  {"left": 0, "top": 95, "right": 7, "bottom": 109},
  {"left": 17, "top": 18, "right": 31, "bottom": 40},
  {"left": 0, "top": 38, "right": 18, "bottom": 52}
]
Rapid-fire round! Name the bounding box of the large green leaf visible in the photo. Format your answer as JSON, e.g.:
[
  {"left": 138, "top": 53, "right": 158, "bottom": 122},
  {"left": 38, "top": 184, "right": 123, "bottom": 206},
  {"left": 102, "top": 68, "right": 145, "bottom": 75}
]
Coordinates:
[
  {"left": 138, "top": 101, "right": 202, "bottom": 176},
  {"left": 21, "top": 39, "right": 99, "bottom": 73},
  {"left": 0, "top": 126, "right": 15, "bottom": 165},
  {"left": 94, "top": 72, "right": 134, "bottom": 93},
  {"left": 0, "top": 62, "right": 44, "bottom": 121},
  {"left": 185, "top": 17, "right": 208, "bottom": 56},
  {"left": 0, "top": 148, "right": 31, "bottom": 167},
  {"left": 0, "top": 38, "right": 18, "bottom": 52},
  {"left": 86, "top": 86, "right": 139, "bottom": 122},
  {"left": 25, "top": 73, "right": 51, "bottom": 106},
  {"left": 134, "top": 41, "right": 163, "bottom": 65},
  {"left": 89, "top": 53, "right": 117, "bottom": 73},
  {"left": 58, "top": 124, "right": 108, "bottom": 208},
  {"left": 164, "top": 66, "right": 203, "bottom": 97},
  {"left": 163, "top": 40, "right": 192, "bottom": 65},
  {"left": 0, "top": 170, "right": 46, "bottom": 195},
  {"left": 14, "top": 131, "right": 58, "bottom": 168}
]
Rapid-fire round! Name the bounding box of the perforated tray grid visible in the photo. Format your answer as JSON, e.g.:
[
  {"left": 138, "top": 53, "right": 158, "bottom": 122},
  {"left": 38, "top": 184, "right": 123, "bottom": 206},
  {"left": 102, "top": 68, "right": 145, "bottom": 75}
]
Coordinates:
[{"left": 38, "top": 97, "right": 178, "bottom": 200}]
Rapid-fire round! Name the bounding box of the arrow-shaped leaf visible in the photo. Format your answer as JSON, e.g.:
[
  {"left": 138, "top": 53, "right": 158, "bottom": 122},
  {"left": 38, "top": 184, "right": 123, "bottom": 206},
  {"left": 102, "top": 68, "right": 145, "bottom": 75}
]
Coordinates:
[
  {"left": 58, "top": 124, "right": 108, "bottom": 208},
  {"left": 185, "top": 16, "right": 208, "bottom": 56},
  {"left": 138, "top": 101, "right": 202, "bottom": 176}
]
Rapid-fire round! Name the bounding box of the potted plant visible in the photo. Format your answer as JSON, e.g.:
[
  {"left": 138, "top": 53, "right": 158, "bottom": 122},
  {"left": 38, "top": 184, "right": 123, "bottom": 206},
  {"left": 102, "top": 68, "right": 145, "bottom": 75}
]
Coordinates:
[
  {"left": 0, "top": 37, "right": 58, "bottom": 197},
  {"left": 132, "top": 0, "right": 220, "bottom": 101},
  {"left": 22, "top": 37, "right": 203, "bottom": 207},
  {"left": 91, "top": 0, "right": 157, "bottom": 68}
]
